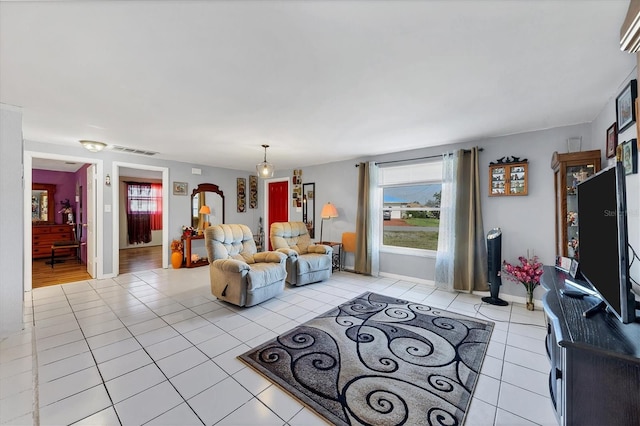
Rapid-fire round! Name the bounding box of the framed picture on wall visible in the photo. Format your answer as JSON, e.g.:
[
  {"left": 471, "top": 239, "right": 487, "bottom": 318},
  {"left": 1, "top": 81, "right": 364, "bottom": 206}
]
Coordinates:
[
  {"left": 606, "top": 122, "right": 617, "bottom": 158},
  {"left": 173, "top": 182, "right": 187, "bottom": 195},
  {"left": 622, "top": 139, "right": 638, "bottom": 175},
  {"left": 237, "top": 177, "right": 246, "bottom": 212},
  {"left": 249, "top": 175, "right": 258, "bottom": 209},
  {"left": 616, "top": 79, "right": 637, "bottom": 133}
]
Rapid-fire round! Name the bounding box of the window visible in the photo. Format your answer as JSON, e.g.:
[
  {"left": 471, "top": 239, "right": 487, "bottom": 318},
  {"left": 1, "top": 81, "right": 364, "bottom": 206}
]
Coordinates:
[
  {"left": 379, "top": 161, "right": 442, "bottom": 253},
  {"left": 126, "top": 183, "right": 163, "bottom": 231}
]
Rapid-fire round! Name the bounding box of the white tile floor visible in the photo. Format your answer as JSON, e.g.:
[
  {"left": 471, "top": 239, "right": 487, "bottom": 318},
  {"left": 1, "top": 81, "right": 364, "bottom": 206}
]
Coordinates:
[{"left": 0, "top": 268, "right": 558, "bottom": 425}]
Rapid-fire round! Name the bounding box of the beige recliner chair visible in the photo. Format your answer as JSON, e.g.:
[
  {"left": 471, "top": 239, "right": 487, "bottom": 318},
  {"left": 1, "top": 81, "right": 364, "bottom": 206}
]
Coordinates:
[
  {"left": 204, "top": 224, "right": 287, "bottom": 307},
  {"left": 270, "top": 222, "right": 333, "bottom": 286}
]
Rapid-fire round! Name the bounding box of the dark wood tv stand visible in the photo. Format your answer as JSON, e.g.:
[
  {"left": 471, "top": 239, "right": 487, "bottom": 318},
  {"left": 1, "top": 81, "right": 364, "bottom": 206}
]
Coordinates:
[{"left": 541, "top": 266, "right": 640, "bottom": 426}]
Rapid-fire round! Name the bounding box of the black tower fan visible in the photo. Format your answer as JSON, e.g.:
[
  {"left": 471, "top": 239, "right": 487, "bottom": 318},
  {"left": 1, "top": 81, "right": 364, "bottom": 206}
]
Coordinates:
[{"left": 482, "top": 228, "right": 508, "bottom": 306}]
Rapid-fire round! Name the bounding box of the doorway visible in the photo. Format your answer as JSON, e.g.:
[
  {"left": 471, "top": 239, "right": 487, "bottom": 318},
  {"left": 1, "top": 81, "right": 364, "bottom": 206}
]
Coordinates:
[
  {"left": 263, "top": 177, "right": 289, "bottom": 250},
  {"left": 112, "top": 162, "right": 169, "bottom": 276},
  {"left": 24, "top": 151, "right": 103, "bottom": 292}
]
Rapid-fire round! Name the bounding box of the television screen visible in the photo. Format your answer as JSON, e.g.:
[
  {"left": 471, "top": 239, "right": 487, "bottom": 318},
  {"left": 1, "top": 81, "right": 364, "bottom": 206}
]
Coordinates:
[{"left": 577, "top": 163, "right": 635, "bottom": 323}]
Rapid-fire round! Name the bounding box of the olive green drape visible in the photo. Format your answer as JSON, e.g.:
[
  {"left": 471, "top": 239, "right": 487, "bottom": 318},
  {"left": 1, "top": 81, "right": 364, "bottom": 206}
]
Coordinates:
[
  {"left": 435, "top": 147, "right": 488, "bottom": 293},
  {"left": 355, "top": 161, "right": 379, "bottom": 275},
  {"left": 453, "top": 147, "right": 488, "bottom": 292}
]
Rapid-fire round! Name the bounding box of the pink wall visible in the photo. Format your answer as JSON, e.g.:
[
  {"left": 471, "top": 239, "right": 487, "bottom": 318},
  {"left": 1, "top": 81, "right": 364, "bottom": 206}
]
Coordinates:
[
  {"left": 33, "top": 167, "right": 89, "bottom": 263},
  {"left": 32, "top": 169, "right": 76, "bottom": 225}
]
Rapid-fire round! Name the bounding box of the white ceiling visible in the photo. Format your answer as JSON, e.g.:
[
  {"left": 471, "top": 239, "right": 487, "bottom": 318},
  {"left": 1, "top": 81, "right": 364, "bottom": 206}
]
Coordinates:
[{"left": 1, "top": 1, "right": 636, "bottom": 172}]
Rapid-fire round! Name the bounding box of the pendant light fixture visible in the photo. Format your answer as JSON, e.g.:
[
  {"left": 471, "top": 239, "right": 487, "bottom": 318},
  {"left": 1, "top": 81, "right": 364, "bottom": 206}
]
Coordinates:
[{"left": 256, "top": 144, "right": 275, "bottom": 178}]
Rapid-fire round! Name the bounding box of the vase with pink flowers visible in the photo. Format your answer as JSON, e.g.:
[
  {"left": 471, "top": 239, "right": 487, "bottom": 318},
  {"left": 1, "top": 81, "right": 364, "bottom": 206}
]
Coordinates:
[{"left": 503, "top": 254, "right": 544, "bottom": 310}]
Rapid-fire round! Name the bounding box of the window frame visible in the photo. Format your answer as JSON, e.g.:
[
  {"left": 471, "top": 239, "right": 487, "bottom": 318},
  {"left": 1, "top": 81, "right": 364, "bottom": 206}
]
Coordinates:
[{"left": 378, "top": 161, "right": 442, "bottom": 257}]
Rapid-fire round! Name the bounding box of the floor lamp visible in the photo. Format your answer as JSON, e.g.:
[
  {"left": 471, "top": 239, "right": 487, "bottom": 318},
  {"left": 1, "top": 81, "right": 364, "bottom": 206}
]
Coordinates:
[{"left": 319, "top": 202, "right": 338, "bottom": 243}]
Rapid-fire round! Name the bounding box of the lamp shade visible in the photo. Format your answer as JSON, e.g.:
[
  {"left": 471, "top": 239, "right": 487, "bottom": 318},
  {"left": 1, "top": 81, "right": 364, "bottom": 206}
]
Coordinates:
[
  {"left": 321, "top": 202, "right": 338, "bottom": 219},
  {"left": 199, "top": 205, "right": 211, "bottom": 215},
  {"left": 79, "top": 140, "right": 107, "bottom": 152}
]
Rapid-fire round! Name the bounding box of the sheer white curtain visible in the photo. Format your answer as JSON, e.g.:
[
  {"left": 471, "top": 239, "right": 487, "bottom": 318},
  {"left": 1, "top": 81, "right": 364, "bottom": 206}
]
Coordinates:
[{"left": 434, "top": 151, "right": 459, "bottom": 290}]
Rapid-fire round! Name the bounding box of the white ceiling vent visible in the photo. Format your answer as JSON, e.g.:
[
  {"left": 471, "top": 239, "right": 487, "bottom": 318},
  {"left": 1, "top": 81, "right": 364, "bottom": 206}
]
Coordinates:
[{"left": 111, "top": 145, "right": 159, "bottom": 156}]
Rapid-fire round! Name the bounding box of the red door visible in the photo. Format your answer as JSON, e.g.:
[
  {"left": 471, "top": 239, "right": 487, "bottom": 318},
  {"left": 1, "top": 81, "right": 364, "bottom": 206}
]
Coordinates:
[{"left": 267, "top": 180, "right": 289, "bottom": 250}]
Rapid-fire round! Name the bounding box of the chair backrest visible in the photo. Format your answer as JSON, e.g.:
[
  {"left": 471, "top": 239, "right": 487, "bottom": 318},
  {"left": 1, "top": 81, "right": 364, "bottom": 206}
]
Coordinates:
[
  {"left": 270, "top": 222, "right": 311, "bottom": 254},
  {"left": 205, "top": 224, "right": 257, "bottom": 264},
  {"left": 342, "top": 232, "right": 356, "bottom": 253}
]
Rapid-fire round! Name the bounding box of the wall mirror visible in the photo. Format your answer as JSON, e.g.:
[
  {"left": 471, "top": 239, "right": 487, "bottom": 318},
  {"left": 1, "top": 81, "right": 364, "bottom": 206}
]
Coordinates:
[
  {"left": 191, "top": 183, "right": 225, "bottom": 229},
  {"left": 302, "top": 182, "right": 315, "bottom": 238},
  {"left": 32, "top": 183, "right": 56, "bottom": 224}
]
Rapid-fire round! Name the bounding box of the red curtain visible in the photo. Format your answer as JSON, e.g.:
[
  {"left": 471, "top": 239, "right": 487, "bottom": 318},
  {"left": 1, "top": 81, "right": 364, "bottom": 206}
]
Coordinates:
[
  {"left": 125, "top": 182, "right": 163, "bottom": 244},
  {"left": 150, "top": 183, "right": 162, "bottom": 230}
]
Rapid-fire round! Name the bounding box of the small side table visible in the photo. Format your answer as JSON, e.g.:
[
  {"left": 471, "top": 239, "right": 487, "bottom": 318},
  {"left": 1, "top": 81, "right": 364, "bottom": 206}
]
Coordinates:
[
  {"left": 182, "top": 234, "right": 209, "bottom": 268},
  {"left": 318, "top": 241, "right": 342, "bottom": 271}
]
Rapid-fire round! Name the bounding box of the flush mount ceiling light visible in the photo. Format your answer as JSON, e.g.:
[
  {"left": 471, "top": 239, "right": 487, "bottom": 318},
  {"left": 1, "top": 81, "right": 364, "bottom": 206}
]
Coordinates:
[
  {"left": 256, "top": 144, "right": 275, "bottom": 178},
  {"left": 79, "top": 140, "right": 107, "bottom": 152}
]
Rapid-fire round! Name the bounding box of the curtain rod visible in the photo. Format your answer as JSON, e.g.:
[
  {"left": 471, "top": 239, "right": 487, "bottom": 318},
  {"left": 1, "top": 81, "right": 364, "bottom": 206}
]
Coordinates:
[{"left": 355, "top": 147, "right": 483, "bottom": 167}]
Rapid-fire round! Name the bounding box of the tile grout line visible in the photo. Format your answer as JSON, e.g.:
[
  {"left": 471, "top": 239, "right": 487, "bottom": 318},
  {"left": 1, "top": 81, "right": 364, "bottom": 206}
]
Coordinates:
[{"left": 95, "top": 276, "right": 206, "bottom": 425}]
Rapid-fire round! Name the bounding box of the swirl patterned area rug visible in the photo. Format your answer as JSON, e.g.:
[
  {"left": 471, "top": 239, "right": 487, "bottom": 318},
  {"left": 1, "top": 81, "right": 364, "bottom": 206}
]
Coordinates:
[{"left": 239, "top": 291, "right": 494, "bottom": 425}]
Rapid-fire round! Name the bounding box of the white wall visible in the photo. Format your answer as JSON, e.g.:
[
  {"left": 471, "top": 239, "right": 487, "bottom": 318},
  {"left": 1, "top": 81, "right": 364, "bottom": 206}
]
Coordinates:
[{"left": 0, "top": 104, "right": 24, "bottom": 337}]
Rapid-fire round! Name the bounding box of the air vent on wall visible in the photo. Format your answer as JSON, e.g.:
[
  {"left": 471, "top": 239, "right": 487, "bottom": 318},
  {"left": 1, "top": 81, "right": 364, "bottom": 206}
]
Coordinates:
[{"left": 111, "top": 145, "right": 159, "bottom": 156}]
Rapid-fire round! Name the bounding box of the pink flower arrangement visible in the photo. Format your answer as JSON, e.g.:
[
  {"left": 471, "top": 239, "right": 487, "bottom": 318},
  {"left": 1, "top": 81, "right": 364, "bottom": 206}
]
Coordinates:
[{"left": 503, "top": 255, "right": 544, "bottom": 295}]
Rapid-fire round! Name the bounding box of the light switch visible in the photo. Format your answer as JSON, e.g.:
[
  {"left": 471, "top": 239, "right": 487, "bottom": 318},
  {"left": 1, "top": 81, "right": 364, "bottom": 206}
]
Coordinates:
[{"left": 104, "top": 204, "right": 111, "bottom": 212}]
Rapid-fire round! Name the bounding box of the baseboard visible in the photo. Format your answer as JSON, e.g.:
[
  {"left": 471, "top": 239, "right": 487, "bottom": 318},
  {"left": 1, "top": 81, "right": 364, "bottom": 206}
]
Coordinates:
[{"left": 378, "top": 272, "right": 435, "bottom": 287}]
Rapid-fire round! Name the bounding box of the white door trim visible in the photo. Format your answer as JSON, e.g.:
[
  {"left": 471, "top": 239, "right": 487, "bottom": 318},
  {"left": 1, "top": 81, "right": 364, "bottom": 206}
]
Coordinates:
[
  {"left": 24, "top": 151, "right": 104, "bottom": 292},
  {"left": 111, "top": 162, "right": 170, "bottom": 276}
]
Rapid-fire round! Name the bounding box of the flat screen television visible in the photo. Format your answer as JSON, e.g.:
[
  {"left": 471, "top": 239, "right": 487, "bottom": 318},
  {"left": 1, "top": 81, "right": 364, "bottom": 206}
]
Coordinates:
[{"left": 576, "top": 162, "right": 636, "bottom": 324}]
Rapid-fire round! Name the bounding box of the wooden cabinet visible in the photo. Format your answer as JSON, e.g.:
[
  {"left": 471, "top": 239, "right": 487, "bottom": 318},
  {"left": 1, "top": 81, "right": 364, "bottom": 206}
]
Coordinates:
[
  {"left": 542, "top": 266, "right": 640, "bottom": 426},
  {"left": 32, "top": 224, "right": 74, "bottom": 259},
  {"left": 550, "top": 150, "right": 601, "bottom": 259},
  {"left": 488, "top": 162, "right": 528, "bottom": 196}
]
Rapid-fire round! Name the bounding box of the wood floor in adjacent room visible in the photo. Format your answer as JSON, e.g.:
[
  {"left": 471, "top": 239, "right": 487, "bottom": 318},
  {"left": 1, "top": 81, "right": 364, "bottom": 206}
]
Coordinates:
[
  {"left": 32, "top": 245, "right": 163, "bottom": 288},
  {"left": 119, "top": 245, "right": 163, "bottom": 274}
]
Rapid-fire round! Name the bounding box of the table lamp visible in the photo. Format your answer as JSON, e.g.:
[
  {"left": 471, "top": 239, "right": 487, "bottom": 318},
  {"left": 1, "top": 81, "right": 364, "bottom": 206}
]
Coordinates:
[{"left": 199, "top": 205, "right": 211, "bottom": 230}]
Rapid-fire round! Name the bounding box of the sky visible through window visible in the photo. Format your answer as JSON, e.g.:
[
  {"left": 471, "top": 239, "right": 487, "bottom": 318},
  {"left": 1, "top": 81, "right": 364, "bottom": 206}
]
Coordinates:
[{"left": 383, "top": 184, "right": 440, "bottom": 205}]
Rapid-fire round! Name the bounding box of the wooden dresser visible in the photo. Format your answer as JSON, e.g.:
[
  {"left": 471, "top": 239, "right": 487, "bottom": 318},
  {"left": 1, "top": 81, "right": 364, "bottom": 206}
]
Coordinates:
[{"left": 32, "top": 224, "right": 74, "bottom": 259}]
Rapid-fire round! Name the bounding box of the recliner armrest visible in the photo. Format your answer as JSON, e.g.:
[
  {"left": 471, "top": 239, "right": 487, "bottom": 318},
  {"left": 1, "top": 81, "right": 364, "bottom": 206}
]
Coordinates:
[
  {"left": 254, "top": 251, "right": 287, "bottom": 263},
  {"left": 275, "top": 248, "right": 298, "bottom": 258},
  {"left": 212, "top": 258, "right": 251, "bottom": 273},
  {"left": 308, "top": 245, "right": 333, "bottom": 255}
]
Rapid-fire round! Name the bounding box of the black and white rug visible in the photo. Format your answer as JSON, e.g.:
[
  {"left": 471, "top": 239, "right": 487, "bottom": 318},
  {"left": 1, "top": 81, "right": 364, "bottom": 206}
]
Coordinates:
[{"left": 239, "top": 292, "right": 494, "bottom": 425}]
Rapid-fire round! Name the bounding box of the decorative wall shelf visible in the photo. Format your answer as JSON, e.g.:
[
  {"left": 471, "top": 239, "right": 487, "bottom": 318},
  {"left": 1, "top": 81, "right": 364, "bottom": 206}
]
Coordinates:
[{"left": 488, "top": 162, "right": 528, "bottom": 196}]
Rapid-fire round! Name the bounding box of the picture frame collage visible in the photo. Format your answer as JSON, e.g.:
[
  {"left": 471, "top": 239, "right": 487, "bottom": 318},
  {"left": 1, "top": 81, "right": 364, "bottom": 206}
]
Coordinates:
[
  {"left": 292, "top": 169, "right": 303, "bottom": 207},
  {"left": 612, "top": 79, "right": 639, "bottom": 175}
]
